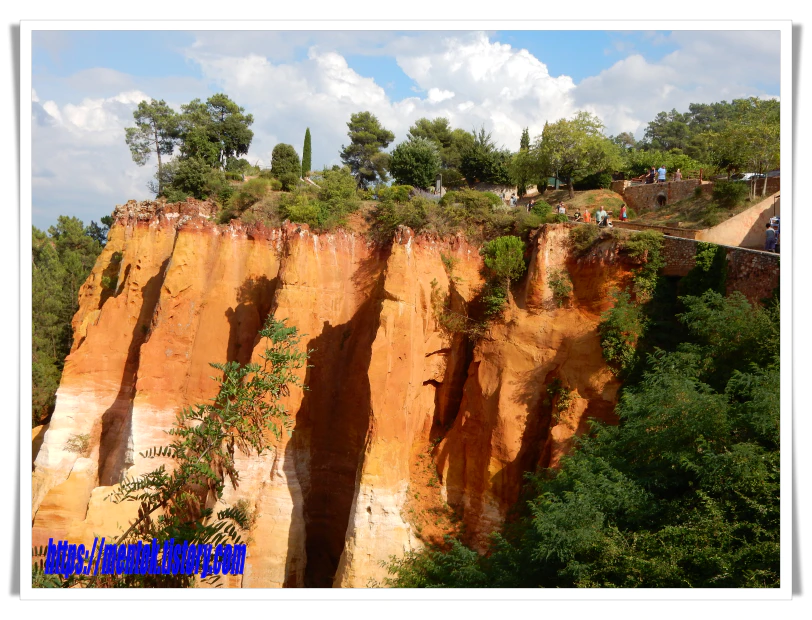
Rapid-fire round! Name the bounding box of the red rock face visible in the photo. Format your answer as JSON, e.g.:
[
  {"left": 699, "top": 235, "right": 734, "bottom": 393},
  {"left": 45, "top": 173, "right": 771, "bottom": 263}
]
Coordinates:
[{"left": 31, "top": 201, "right": 632, "bottom": 587}]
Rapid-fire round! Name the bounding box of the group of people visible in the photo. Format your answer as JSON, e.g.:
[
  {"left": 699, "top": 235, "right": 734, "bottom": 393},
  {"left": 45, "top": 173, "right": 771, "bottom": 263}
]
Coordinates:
[
  {"left": 556, "top": 202, "right": 629, "bottom": 227},
  {"left": 764, "top": 216, "right": 781, "bottom": 253},
  {"left": 636, "top": 166, "right": 683, "bottom": 184}
]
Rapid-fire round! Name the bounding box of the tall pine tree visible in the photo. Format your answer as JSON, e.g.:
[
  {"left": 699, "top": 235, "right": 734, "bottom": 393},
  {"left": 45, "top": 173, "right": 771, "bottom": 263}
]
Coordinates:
[{"left": 302, "top": 127, "right": 312, "bottom": 178}]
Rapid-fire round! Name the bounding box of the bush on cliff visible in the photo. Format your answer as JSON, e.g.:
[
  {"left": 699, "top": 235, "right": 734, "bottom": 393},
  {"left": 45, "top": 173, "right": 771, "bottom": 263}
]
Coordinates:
[
  {"left": 277, "top": 166, "right": 360, "bottom": 230},
  {"left": 382, "top": 291, "right": 779, "bottom": 588}
]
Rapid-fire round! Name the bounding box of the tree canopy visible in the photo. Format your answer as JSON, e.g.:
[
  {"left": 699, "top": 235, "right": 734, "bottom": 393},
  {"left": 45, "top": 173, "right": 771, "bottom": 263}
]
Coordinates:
[
  {"left": 389, "top": 137, "right": 442, "bottom": 189},
  {"left": 533, "top": 111, "right": 620, "bottom": 198},
  {"left": 124, "top": 99, "right": 180, "bottom": 195},
  {"left": 459, "top": 127, "right": 512, "bottom": 186},
  {"left": 32, "top": 217, "right": 107, "bottom": 426},
  {"left": 339, "top": 111, "right": 394, "bottom": 188},
  {"left": 271, "top": 143, "right": 301, "bottom": 190}
]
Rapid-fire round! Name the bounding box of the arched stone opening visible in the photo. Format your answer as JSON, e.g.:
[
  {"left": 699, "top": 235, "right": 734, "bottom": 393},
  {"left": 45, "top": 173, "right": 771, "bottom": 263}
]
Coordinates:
[{"left": 656, "top": 193, "right": 667, "bottom": 208}]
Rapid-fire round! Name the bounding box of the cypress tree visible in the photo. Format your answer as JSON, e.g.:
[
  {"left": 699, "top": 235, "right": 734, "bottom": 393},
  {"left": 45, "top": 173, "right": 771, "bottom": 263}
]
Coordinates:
[{"left": 302, "top": 127, "right": 312, "bottom": 178}]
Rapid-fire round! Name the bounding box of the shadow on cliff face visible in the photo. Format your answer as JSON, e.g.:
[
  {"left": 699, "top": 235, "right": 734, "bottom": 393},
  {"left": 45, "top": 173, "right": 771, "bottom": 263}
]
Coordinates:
[
  {"left": 97, "top": 258, "right": 168, "bottom": 487},
  {"left": 283, "top": 269, "right": 384, "bottom": 588},
  {"left": 225, "top": 275, "right": 277, "bottom": 365},
  {"left": 438, "top": 329, "right": 609, "bottom": 548}
]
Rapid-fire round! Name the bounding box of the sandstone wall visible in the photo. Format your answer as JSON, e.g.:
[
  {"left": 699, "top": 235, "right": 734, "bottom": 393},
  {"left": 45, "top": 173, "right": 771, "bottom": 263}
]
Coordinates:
[{"left": 33, "top": 203, "right": 778, "bottom": 588}]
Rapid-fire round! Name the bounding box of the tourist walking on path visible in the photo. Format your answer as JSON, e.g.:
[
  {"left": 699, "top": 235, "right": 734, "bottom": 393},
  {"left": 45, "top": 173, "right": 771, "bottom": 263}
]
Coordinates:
[
  {"left": 620, "top": 204, "right": 628, "bottom": 221},
  {"left": 657, "top": 165, "right": 667, "bottom": 183},
  {"left": 764, "top": 222, "right": 777, "bottom": 252},
  {"left": 597, "top": 206, "right": 608, "bottom": 227},
  {"left": 583, "top": 208, "right": 591, "bottom": 223}
]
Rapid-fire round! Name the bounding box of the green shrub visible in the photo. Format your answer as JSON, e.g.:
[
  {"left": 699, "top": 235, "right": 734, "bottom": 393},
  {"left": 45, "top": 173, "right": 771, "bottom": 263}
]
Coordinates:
[
  {"left": 163, "top": 188, "right": 190, "bottom": 203},
  {"left": 481, "top": 282, "right": 508, "bottom": 318},
  {"left": 277, "top": 167, "right": 360, "bottom": 231},
  {"left": 225, "top": 171, "right": 244, "bottom": 181},
  {"left": 369, "top": 197, "right": 429, "bottom": 243},
  {"left": 378, "top": 185, "right": 413, "bottom": 203},
  {"left": 623, "top": 231, "right": 665, "bottom": 299},
  {"left": 569, "top": 224, "right": 601, "bottom": 255},
  {"left": 530, "top": 200, "right": 552, "bottom": 219},
  {"left": 547, "top": 268, "right": 573, "bottom": 307},
  {"left": 482, "top": 235, "right": 526, "bottom": 287},
  {"left": 573, "top": 171, "right": 613, "bottom": 190},
  {"left": 268, "top": 178, "right": 283, "bottom": 191},
  {"left": 278, "top": 172, "right": 300, "bottom": 191},
  {"left": 712, "top": 180, "right": 748, "bottom": 208},
  {"left": 598, "top": 289, "right": 647, "bottom": 375},
  {"left": 230, "top": 177, "right": 272, "bottom": 212}
]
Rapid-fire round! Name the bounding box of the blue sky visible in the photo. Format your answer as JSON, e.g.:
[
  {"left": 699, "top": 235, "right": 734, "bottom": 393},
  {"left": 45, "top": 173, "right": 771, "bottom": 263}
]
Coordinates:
[{"left": 30, "top": 29, "right": 781, "bottom": 229}]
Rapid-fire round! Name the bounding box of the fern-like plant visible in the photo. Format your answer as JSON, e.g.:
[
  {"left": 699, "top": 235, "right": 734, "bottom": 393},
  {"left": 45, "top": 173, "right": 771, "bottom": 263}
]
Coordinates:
[{"left": 34, "top": 316, "right": 309, "bottom": 588}]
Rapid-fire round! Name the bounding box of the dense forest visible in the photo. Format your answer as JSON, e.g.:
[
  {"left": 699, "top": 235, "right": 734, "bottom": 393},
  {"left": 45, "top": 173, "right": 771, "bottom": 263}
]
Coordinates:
[{"left": 32, "top": 216, "right": 110, "bottom": 426}]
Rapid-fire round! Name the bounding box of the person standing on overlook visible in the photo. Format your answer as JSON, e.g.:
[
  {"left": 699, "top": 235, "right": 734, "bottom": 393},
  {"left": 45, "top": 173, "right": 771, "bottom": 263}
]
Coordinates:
[
  {"left": 764, "top": 222, "right": 777, "bottom": 252},
  {"left": 658, "top": 165, "right": 667, "bottom": 183},
  {"left": 646, "top": 166, "right": 656, "bottom": 184},
  {"left": 674, "top": 168, "right": 682, "bottom": 181}
]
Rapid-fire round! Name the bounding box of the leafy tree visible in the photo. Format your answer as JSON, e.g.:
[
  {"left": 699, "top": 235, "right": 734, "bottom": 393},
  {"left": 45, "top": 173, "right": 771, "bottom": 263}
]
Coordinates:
[
  {"left": 710, "top": 98, "right": 779, "bottom": 197},
  {"left": 534, "top": 112, "right": 620, "bottom": 199},
  {"left": 302, "top": 128, "right": 312, "bottom": 178},
  {"left": 124, "top": 99, "right": 180, "bottom": 195},
  {"left": 178, "top": 94, "right": 254, "bottom": 170},
  {"left": 482, "top": 235, "right": 526, "bottom": 291},
  {"left": 643, "top": 108, "right": 691, "bottom": 152},
  {"left": 340, "top": 111, "right": 395, "bottom": 188},
  {"left": 32, "top": 217, "right": 105, "bottom": 425},
  {"left": 271, "top": 143, "right": 301, "bottom": 190},
  {"left": 510, "top": 127, "right": 532, "bottom": 197},
  {"left": 389, "top": 137, "right": 442, "bottom": 189},
  {"left": 610, "top": 131, "right": 637, "bottom": 150},
  {"left": 459, "top": 127, "right": 512, "bottom": 186}
]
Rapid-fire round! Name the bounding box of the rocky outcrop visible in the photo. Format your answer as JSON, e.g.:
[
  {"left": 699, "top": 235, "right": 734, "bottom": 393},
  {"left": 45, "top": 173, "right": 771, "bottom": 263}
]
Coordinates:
[{"left": 31, "top": 199, "right": 633, "bottom": 587}]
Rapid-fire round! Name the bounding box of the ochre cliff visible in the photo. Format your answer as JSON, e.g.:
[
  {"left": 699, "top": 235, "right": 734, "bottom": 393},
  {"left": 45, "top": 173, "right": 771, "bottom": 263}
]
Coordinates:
[{"left": 32, "top": 199, "right": 633, "bottom": 587}]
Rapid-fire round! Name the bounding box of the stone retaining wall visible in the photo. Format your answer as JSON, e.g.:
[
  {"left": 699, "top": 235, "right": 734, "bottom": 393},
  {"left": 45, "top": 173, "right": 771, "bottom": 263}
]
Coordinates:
[
  {"left": 620, "top": 179, "right": 706, "bottom": 214},
  {"left": 661, "top": 236, "right": 779, "bottom": 302}
]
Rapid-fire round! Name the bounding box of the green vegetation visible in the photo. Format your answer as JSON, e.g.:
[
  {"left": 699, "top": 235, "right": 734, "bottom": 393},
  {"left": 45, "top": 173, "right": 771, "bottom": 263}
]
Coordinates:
[
  {"left": 302, "top": 127, "right": 312, "bottom": 178},
  {"left": 381, "top": 291, "right": 779, "bottom": 588},
  {"left": 270, "top": 143, "right": 301, "bottom": 190},
  {"left": 390, "top": 137, "right": 442, "bottom": 189},
  {"left": 459, "top": 127, "right": 512, "bottom": 186},
  {"left": 340, "top": 111, "right": 394, "bottom": 188},
  {"left": 482, "top": 235, "right": 526, "bottom": 288},
  {"left": 547, "top": 268, "right": 573, "bottom": 307},
  {"left": 712, "top": 180, "right": 750, "bottom": 208},
  {"left": 532, "top": 112, "right": 620, "bottom": 199},
  {"left": 124, "top": 93, "right": 254, "bottom": 202},
  {"left": 32, "top": 217, "right": 107, "bottom": 426},
  {"left": 622, "top": 230, "right": 665, "bottom": 299},
  {"left": 278, "top": 166, "right": 360, "bottom": 230},
  {"left": 598, "top": 289, "right": 648, "bottom": 376},
  {"left": 34, "top": 317, "right": 309, "bottom": 588},
  {"left": 124, "top": 99, "right": 180, "bottom": 196}
]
